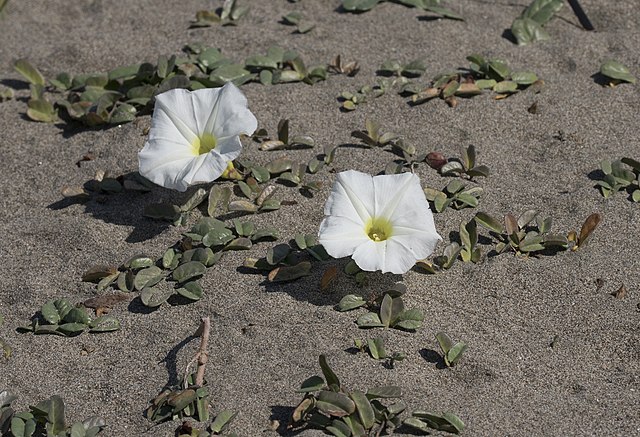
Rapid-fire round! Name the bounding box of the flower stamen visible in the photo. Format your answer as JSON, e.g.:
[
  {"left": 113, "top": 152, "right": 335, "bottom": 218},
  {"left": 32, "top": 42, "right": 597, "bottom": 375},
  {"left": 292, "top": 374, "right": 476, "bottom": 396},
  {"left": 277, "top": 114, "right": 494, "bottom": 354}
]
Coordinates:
[
  {"left": 191, "top": 132, "right": 217, "bottom": 156},
  {"left": 365, "top": 216, "right": 393, "bottom": 242}
]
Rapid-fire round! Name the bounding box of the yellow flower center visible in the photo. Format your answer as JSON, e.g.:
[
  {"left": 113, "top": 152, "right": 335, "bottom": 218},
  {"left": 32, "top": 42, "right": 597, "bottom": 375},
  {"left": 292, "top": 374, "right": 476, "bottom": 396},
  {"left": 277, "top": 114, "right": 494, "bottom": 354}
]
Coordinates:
[
  {"left": 365, "top": 216, "right": 393, "bottom": 242},
  {"left": 191, "top": 133, "right": 217, "bottom": 156}
]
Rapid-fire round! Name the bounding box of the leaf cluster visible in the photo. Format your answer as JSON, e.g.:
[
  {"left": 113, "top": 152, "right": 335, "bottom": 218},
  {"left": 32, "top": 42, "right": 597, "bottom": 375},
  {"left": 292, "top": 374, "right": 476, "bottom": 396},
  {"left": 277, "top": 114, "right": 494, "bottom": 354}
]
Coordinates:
[
  {"left": 61, "top": 170, "right": 154, "bottom": 202},
  {"left": 243, "top": 233, "right": 330, "bottom": 283},
  {"left": 596, "top": 158, "right": 640, "bottom": 201},
  {"left": 338, "top": 285, "right": 424, "bottom": 331},
  {"left": 176, "top": 416, "right": 238, "bottom": 437},
  {"left": 510, "top": 0, "right": 563, "bottom": 46},
  {"left": 378, "top": 59, "right": 426, "bottom": 78},
  {"left": 475, "top": 210, "right": 602, "bottom": 255},
  {"left": 83, "top": 216, "right": 278, "bottom": 308},
  {"left": 435, "top": 332, "right": 467, "bottom": 367},
  {"left": 252, "top": 119, "right": 315, "bottom": 151},
  {"left": 13, "top": 45, "right": 328, "bottom": 126},
  {"left": 147, "top": 375, "right": 215, "bottom": 425},
  {"left": 351, "top": 119, "right": 399, "bottom": 148},
  {"left": 0, "top": 392, "right": 106, "bottom": 437},
  {"left": 290, "top": 355, "right": 406, "bottom": 435},
  {"left": 424, "top": 180, "right": 482, "bottom": 212},
  {"left": 291, "top": 356, "right": 465, "bottom": 435},
  {"left": 339, "top": 80, "right": 397, "bottom": 111},
  {"left": 353, "top": 337, "right": 405, "bottom": 367},
  {"left": 328, "top": 55, "right": 360, "bottom": 77},
  {"left": 19, "top": 298, "right": 120, "bottom": 337},
  {"left": 403, "top": 54, "right": 541, "bottom": 107},
  {"left": 190, "top": 0, "right": 249, "bottom": 27},
  {"left": 342, "top": 0, "right": 463, "bottom": 20},
  {"left": 429, "top": 145, "right": 490, "bottom": 179}
]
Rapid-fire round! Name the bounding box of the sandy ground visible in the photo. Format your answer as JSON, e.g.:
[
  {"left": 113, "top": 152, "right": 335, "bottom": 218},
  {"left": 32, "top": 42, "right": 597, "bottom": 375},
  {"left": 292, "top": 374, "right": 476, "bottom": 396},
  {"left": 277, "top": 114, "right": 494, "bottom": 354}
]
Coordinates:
[{"left": 0, "top": 0, "right": 639, "bottom": 435}]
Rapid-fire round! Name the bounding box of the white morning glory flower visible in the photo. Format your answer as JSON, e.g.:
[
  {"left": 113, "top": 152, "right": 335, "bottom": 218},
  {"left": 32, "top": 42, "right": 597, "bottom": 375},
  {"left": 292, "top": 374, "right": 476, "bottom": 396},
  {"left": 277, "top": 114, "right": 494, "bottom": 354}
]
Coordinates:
[
  {"left": 318, "top": 170, "right": 442, "bottom": 274},
  {"left": 138, "top": 82, "right": 257, "bottom": 192}
]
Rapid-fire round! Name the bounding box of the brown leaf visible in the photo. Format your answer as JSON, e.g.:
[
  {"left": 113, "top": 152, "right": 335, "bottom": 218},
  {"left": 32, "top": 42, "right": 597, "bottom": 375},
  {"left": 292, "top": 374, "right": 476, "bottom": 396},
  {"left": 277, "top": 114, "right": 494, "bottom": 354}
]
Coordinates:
[
  {"left": 527, "top": 101, "right": 538, "bottom": 114},
  {"left": 82, "top": 265, "right": 118, "bottom": 283},
  {"left": 76, "top": 151, "right": 95, "bottom": 167},
  {"left": 578, "top": 213, "right": 602, "bottom": 248},
  {"left": 83, "top": 292, "right": 132, "bottom": 315},
  {"left": 611, "top": 284, "right": 627, "bottom": 299},
  {"left": 320, "top": 266, "right": 338, "bottom": 290},
  {"left": 505, "top": 213, "right": 519, "bottom": 235}
]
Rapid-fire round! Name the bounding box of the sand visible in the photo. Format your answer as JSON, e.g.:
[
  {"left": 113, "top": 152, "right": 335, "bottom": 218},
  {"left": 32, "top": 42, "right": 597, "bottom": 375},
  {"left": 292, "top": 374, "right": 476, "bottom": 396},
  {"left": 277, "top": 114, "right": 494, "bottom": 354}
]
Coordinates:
[{"left": 0, "top": 0, "right": 639, "bottom": 435}]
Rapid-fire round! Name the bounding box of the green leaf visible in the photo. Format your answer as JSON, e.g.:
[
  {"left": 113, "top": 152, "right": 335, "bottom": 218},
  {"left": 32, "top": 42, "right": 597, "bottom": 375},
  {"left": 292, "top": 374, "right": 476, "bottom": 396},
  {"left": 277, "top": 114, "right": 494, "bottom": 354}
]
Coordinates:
[
  {"left": 342, "top": 0, "right": 381, "bottom": 12},
  {"left": 522, "top": 0, "right": 563, "bottom": 24},
  {"left": 139, "top": 287, "right": 172, "bottom": 308},
  {"left": 134, "top": 266, "right": 163, "bottom": 291},
  {"left": 62, "top": 307, "right": 90, "bottom": 325},
  {"left": 350, "top": 390, "right": 375, "bottom": 429},
  {"left": 600, "top": 60, "right": 636, "bottom": 84},
  {"left": 207, "top": 185, "right": 231, "bottom": 217},
  {"left": 493, "top": 80, "right": 518, "bottom": 94},
  {"left": 266, "top": 244, "right": 291, "bottom": 265},
  {"left": 475, "top": 212, "right": 503, "bottom": 233},
  {"left": 176, "top": 281, "right": 203, "bottom": 301},
  {"left": 379, "top": 294, "right": 393, "bottom": 328},
  {"left": 14, "top": 59, "right": 45, "bottom": 86},
  {"left": 41, "top": 301, "right": 61, "bottom": 324},
  {"left": 316, "top": 391, "right": 355, "bottom": 417},
  {"left": 319, "top": 354, "right": 341, "bottom": 391},
  {"left": 34, "top": 395, "right": 66, "bottom": 434},
  {"left": 210, "top": 410, "right": 237, "bottom": 433},
  {"left": 172, "top": 261, "right": 206, "bottom": 283},
  {"left": 367, "top": 337, "right": 387, "bottom": 360},
  {"left": 356, "top": 312, "right": 384, "bottom": 328},
  {"left": 511, "top": 71, "right": 539, "bottom": 85},
  {"left": 298, "top": 375, "right": 325, "bottom": 393},
  {"left": 435, "top": 331, "right": 454, "bottom": 355},
  {"left": 26, "top": 99, "right": 57, "bottom": 123},
  {"left": 393, "top": 308, "right": 423, "bottom": 330},
  {"left": 511, "top": 17, "right": 550, "bottom": 45},
  {"left": 89, "top": 316, "right": 120, "bottom": 333},
  {"left": 337, "top": 295, "right": 366, "bottom": 311},
  {"left": 446, "top": 342, "right": 467, "bottom": 366},
  {"left": 366, "top": 386, "right": 401, "bottom": 399}
]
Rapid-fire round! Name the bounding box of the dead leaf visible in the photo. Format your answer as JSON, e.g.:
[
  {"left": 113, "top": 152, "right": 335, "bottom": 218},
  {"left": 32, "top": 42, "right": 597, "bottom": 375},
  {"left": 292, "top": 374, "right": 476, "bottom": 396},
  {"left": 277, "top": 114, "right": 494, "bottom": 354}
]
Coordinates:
[
  {"left": 76, "top": 151, "right": 95, "bottom": 167},
  {"left": 611, "top": 284, "right": 627, "bottom": 299},
  {"left": 320, "top": 266, "right": 338, "bottom": 291},
  {"left": 83, "top": 292, "right": 132, "bottom": 316}
]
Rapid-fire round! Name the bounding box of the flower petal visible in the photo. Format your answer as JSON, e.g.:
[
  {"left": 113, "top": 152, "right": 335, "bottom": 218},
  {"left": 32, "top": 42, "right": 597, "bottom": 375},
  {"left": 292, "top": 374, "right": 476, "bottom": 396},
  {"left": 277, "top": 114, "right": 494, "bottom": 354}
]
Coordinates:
[
  {"left": 214, "top": 135, "right": 243, "bottom": 158},
  {"left": 177, "top": 151, "right": 230, "bottom": 188},
  {"left": 318, "top": 216, "right": 369, "bottom": 258},
  {"left": 207, "top": 82, "right": 258, "bottom": 139},
  {"left": 154, "top": 89, "right": 199, "bottom": 144},
  {"left": 324, "top": 170, "right": 374, "bottom": 223},
  {"left": 139, "top": 154, "right": 195, "bottom": 192},
  {"left": 380, "top": 238, "right": 422, "bottom": 274},
  {"left": 351, "top": 240, "right": 386, "bottom": 272}
]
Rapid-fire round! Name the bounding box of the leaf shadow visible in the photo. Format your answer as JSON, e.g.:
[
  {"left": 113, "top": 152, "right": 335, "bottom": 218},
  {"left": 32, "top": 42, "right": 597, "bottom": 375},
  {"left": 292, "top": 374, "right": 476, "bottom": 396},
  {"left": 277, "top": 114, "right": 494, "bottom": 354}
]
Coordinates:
[
  {"left": 419, "top": 348, "right": 447, "bottom": 369},
  {"left": 590, "top": 73, "right": 611, "bottom": 86},
  {"left": 501, "top": 28, "right": 518, "bottom": 44},
  {"left": 269, "top": 405, "right": 303, "bottom": 435},
  {"left": 46, "top": 172, "right": 187, "bottom": 243},
  {"left": 158, "top": 333, "right": 199, "bottom": 388}
]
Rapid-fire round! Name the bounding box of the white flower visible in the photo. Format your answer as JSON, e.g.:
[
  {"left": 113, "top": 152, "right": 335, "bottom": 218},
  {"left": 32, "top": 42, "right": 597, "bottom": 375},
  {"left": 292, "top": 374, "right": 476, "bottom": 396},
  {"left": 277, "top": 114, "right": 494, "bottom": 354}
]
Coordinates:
[
  {"left": 138, "top": 82, "right": 257, "bottom": 192},
  {"left": 318, "top": 170, "right": 441, "bottom": 274}
]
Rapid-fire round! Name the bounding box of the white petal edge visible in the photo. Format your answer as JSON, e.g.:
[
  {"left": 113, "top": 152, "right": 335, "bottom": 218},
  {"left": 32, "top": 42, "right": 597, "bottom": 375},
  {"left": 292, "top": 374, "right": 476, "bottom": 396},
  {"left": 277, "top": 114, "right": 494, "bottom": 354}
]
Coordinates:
[
  {"left": 324, "top": 170, "right": 375, "bottom": 222},
  {"left": 207, "top": 82, "right": 258, "bottom": 139},
  {"left": 318, "top": 215, "right": 369, "bottom": 259}
]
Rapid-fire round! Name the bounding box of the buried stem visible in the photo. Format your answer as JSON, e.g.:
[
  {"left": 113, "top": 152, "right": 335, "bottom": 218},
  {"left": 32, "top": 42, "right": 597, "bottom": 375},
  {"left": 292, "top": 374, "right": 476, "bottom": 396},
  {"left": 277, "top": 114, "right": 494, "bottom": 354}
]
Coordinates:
[{"left": 183, "top": 316, "right": 211, "bottom": 388}]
